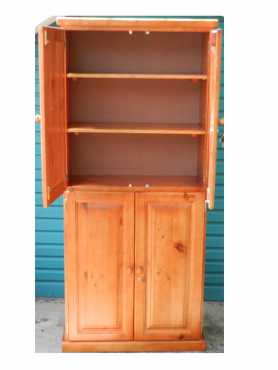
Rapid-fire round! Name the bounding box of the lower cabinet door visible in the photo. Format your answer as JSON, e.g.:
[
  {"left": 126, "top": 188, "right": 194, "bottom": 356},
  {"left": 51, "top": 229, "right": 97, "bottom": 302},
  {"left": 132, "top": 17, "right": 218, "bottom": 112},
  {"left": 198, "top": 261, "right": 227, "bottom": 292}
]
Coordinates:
[
  {"left": 134, "top": 192, "right": 206, "bottom": 340},
  {"left": 64, "top": 191, "right": 135, "bottom": 341}
]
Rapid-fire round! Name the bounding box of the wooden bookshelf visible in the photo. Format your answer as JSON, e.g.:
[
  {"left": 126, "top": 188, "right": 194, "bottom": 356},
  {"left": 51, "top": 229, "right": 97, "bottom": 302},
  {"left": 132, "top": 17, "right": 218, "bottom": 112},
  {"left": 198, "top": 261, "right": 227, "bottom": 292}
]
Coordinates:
[{"left": 39, "top": 17, "right": 222, "bottom": 352}]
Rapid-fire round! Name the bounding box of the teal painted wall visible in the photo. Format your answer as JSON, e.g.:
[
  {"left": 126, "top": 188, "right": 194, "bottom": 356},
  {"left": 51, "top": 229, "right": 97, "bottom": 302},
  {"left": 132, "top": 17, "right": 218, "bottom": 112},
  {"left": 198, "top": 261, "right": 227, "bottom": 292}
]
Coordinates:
[{"left": 35, "top": 16, "right": 224, "bottom": 301}]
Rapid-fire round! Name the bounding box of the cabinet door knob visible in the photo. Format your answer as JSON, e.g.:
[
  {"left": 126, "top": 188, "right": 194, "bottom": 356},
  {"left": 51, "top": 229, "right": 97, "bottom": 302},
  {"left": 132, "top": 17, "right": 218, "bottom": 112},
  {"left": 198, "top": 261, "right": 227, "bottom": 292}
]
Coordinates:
[
  {"left": 136, "top": 276, "right": 145, "bottom": 283},
  {"left": 35, "top": 114, "right": 41, "bottom": 124},
  {"left": 127, "top": 266, "right": 134, "bottom": 274},
  {"left": 136, "top": 266, "right": 144, "bottom": 274}
]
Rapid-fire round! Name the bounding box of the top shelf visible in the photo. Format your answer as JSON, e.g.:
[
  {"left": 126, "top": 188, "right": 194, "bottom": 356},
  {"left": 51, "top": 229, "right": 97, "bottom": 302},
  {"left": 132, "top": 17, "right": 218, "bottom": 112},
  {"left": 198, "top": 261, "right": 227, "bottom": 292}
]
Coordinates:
[
  {"left": 57, "top": 17, "right": 219, "bottom": 32},
  {"left": 67, "top": 73, "right": 207, "bottom": 80}
]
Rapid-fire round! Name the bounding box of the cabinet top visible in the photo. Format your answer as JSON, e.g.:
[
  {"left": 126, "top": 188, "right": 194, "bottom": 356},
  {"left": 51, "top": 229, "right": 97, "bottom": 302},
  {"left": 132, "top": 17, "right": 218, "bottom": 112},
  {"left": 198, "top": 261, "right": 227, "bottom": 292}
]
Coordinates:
[{"left": 56, "top": 17, "right": 219, "bottom": 32}]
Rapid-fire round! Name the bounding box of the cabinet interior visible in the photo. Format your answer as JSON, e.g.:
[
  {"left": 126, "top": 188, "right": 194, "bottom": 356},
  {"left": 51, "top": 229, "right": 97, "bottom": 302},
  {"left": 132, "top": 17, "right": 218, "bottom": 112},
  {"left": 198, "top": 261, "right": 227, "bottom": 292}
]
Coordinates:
[
  {"left": 66, "top": 31, "right": 209, "bottom": 188},
  {"left": 68, "top": 31, "right": 206, "bottom": 74}
]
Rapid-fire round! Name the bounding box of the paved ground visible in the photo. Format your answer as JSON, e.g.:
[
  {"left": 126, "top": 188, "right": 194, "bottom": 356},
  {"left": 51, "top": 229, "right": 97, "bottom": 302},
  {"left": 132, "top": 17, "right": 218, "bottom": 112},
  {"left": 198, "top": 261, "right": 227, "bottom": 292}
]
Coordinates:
[{"left": 35, "top": 299, "right": 224, "bottom": 353}]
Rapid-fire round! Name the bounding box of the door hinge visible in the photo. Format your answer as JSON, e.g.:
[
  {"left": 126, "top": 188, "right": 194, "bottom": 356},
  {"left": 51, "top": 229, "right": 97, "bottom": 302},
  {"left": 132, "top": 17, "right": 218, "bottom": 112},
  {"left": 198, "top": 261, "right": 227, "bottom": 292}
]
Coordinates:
[
  {"left": 206, "top": 186, "right": 210, "bottom": 198},
  {"left": 205, "top": 187, "right": 211, "bottom": 210},
  {"left": 47, "top": 186, "right": 51, "bottom": 200},
  {"left": 44, "top": 30, "right": 50, "bottom": 46},
  {"left": 209, "top": 31, "right": 217, "bottom": 47}
]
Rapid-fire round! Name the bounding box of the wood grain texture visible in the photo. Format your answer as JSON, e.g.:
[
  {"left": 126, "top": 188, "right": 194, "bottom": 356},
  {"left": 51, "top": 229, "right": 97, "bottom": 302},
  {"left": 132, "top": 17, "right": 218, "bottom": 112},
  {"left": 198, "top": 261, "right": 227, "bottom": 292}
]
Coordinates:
[
  {"left": 64, "top": 191, "right": 134, "bottom": 341},
  {"left": 62, "top": 337, "right": 207, "bottom": 352},
  {"left": 56, "top": 17, "right": 218, "bottom": 32},
  {"left": 39, "top": 27, "right": 67, "bottom": 207},
  {"left": 68, "top": 123, "right": 206, "bottom": 135},
  {"left": 134, "top": 192, "right": 206, "bottom": 340},
  {"left": 207, "top": 29, "right": 222, "bottom": 209},
  {"left": 67, "top": 73, "right": 207, "bottom": 80}
]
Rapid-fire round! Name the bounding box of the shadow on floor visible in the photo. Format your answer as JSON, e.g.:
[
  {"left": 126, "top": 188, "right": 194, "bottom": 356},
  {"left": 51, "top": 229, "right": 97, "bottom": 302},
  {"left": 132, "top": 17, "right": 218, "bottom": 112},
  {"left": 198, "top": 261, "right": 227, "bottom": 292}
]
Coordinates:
[{"left": 35, "top": 299, "right": 224, "bottom": 353}]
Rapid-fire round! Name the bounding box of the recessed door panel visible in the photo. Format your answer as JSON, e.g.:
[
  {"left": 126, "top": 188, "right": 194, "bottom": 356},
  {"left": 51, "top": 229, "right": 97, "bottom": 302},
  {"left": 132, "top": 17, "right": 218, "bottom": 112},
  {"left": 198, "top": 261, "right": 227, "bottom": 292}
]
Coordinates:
[
  {"left": 65, "top": 191, "right": 134, "bottom": 341},
  {"left": 135, "top": 192, "right": 205, "bottom": 340}
]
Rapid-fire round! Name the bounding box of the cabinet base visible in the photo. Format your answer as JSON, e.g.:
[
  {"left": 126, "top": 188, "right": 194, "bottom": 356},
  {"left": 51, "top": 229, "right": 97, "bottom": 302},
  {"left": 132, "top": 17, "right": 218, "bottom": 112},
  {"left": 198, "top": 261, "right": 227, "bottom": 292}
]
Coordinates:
[{"left": 62, "top": 337, "right": 206, "bottom": 352}]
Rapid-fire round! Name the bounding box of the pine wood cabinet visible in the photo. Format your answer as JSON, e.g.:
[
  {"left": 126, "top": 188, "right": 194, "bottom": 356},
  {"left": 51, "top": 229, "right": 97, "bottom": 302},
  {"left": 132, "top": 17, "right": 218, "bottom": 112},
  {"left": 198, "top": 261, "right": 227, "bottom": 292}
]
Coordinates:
[
  {"left": 64, "top": 191, "right": 134, "bottom": 341},
  {"left": 134, "top": 192, "right": 205, "bottom": 341},
  {"left": 38, "top": 16, "right": 222, "bottom": 352}
]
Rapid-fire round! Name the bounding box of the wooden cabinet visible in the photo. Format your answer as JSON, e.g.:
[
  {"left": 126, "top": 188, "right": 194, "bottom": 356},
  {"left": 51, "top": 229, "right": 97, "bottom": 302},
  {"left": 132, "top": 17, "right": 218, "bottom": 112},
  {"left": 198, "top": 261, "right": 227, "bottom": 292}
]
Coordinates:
[
  {"left": 63, "top": 190, "right": 205, "bottom": 348},
  {"left": 64, "top": 191, "right": 134, "bottom": 341},
  {"left": 38, "top": 16, "right": 221, "bottom": 352},
  {"left": 134, "top": 192, "right": 205, "bottom": 341}
]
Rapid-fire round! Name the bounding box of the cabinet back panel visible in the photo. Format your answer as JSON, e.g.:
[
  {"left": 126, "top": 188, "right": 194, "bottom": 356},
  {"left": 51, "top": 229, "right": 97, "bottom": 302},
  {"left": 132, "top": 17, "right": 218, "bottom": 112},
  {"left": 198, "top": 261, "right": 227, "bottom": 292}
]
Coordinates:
[
  {"left": 69, "top": 134, "right": 200, "bottom": 176},
  {"left": 69, "top": 79, "right": 202, "bottom": 124},
  {"left": 68, "top": 31, "right": 205, "bottom": 74}
]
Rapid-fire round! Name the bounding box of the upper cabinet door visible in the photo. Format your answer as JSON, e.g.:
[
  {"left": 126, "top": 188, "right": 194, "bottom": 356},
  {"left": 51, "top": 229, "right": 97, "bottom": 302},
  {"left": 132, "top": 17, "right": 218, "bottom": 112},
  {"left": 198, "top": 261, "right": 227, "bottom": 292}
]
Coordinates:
[
  {"left": 134, "top": 192, "right": 206, "bottom": 341},
  {"left": 39, "top": 27, "right": 67, "bottom": 207},
  {"left": 207, "top": 29, "right": 222, "bottom": 209}
]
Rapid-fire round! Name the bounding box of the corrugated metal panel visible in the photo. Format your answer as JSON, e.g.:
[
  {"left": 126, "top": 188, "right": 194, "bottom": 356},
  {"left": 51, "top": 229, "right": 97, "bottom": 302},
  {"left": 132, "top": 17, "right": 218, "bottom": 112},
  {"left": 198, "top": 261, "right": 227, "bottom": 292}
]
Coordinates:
[{"left": 35, "top": 16, "right": 224, "bottom": 300}]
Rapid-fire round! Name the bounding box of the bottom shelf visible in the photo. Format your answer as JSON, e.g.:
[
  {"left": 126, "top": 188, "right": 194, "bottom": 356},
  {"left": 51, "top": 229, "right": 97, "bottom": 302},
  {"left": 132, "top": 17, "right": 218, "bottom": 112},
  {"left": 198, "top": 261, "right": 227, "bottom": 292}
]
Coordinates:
[{"left": 68, "top": 175, "right": 205, "bottom": 192}]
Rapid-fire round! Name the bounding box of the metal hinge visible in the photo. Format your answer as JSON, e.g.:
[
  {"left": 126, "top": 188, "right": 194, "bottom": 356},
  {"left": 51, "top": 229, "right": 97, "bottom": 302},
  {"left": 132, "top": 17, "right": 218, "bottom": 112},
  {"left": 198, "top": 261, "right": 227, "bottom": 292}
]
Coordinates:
[
  {"left": 209, "top": 31, "right": 217, "bottom": 47},
  {"left": 209, "top": 28, "right": 221, "bottom": 48},
  {"left": 205, "top": 187, "right": 211, "bottom": 210},
  {"left": 44, "top": 30, "right": 50, "bottom": 46}
]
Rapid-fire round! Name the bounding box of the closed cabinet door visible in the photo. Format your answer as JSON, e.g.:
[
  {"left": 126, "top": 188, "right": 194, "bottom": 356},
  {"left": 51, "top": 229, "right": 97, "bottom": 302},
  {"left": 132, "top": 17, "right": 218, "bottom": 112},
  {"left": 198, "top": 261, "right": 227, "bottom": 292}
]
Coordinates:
[
  {"left": 134, "top": 192, "right": 205, "bottom": 340},
  {"left": 64, "top": 191, "right": 134, "bottom": 341}
]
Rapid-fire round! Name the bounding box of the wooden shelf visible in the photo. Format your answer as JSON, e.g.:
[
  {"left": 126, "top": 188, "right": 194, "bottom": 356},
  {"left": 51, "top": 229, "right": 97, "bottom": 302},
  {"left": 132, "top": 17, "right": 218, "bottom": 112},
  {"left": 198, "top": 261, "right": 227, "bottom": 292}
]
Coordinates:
[
  {"left": 68, "top": 175, "right": 204, "bottom": 192},
  {"left": 67, "top": 73, "right": 207, "bottom": 80},
  {"left": 57, "top": 17, "right": 219, "bottom": 32},
  {"left": 68, "top": 123, "right": 206, "bottom": 135}
]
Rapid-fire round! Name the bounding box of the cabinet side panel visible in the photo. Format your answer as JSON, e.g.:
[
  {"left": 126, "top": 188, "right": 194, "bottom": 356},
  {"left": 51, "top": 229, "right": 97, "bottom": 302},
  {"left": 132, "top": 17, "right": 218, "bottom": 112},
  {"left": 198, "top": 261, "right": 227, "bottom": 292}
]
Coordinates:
[{"left": 63, "top": 190, "right": 76, "bottom": 340}]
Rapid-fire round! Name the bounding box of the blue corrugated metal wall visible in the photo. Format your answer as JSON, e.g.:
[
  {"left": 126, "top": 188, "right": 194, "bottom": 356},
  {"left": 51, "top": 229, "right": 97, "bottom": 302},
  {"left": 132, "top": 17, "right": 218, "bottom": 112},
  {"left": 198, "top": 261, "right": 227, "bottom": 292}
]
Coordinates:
[{"left": 35, "top": 16, "right": 224, "bottom": 301}]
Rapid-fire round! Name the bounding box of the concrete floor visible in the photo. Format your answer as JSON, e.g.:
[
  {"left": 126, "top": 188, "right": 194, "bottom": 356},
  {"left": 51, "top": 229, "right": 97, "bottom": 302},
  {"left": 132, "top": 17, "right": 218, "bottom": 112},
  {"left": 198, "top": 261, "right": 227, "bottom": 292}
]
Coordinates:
[{"left": 35, "top": 299, "right": 224, "bottom": 353}]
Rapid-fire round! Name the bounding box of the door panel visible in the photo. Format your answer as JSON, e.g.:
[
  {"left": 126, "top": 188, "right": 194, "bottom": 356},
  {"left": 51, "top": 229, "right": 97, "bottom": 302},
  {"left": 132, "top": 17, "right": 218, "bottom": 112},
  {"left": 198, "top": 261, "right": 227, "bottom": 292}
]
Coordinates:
[
  {"left": 65, "top": 191, "right": 134, "bottom": 341},
  {"left": 39, "top": 27, "right": 67, "bottom": 207},
  {"left": 135, "top": 192, "right": 205, "bottom": 340},
  {"left": 207, "top": 29, "right": 222, "bottom": 209}
]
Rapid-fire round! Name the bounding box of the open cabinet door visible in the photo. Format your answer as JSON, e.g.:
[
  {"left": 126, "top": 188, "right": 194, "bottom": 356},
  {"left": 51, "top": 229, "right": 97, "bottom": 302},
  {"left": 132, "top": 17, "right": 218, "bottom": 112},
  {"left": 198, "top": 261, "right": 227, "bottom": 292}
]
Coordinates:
[
  {"left": 39, "top": 27, "right": 67, "bottom": 207},
  {"left": 207, "top": 29, "right": 222, "bottom": 209}
]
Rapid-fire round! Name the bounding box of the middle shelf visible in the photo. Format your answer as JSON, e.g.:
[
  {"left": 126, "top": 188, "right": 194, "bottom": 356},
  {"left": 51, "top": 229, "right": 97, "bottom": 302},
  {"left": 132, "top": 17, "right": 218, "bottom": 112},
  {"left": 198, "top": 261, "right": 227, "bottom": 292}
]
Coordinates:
[
  {"left": 67, "top": 73, "right": 207, "bottom": 80},
  {"left": 67, "top": 122, "right": 206, "bottom": 135}
]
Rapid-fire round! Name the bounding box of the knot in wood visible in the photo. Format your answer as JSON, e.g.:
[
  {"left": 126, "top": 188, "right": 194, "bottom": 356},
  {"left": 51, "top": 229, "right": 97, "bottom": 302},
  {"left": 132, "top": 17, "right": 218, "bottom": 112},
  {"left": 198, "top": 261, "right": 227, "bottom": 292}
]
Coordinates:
[{"left": 174, "top": 242, "right": 185, "bottom": 253}]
